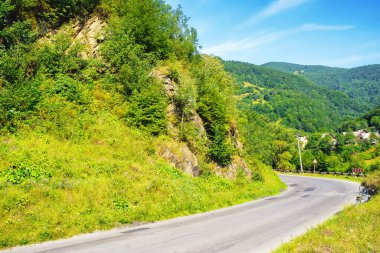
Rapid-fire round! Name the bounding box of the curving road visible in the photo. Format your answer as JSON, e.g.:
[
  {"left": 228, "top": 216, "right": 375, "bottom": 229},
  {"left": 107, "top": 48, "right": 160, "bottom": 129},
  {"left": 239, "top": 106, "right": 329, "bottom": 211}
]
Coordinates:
[{"left": 3, "top": 175, "right": 359, "bottom": 253}]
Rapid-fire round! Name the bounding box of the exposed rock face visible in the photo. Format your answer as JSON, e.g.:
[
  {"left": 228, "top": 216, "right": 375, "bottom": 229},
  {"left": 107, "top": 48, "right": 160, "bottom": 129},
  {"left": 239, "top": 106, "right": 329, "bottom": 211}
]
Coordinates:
[
  {"left": 230, "top": 121, "right": 243, "bottom": 156},
  {"left": 72, "top": 16, "right": 106, "bottom": 58},
  {"left": 159, "top": 145, "right": 201, "bottom": 177},
  {"left": 153, "top": 70, "right": 250, "bottom": 180},
  {"left": 163, "top": 77, "right": 177, "bottom": 97},
  {"left": 214, "top": 156, "right": 251, "bottom": 180},
  {"left": 191, "top": 113, "right": 207, "bottom": 138},
  {"left": 152, "top": 70, "right": 207, "bottom": 140}
]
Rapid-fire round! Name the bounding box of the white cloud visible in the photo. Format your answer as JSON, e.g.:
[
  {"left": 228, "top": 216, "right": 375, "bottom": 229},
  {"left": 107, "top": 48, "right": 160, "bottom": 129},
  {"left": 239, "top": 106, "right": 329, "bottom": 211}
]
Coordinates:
[
  {"left": 241, "top": 0, "right": 311, "bottom": 27},
  {"left": 203, "top": 24, "right": 354, "bottom": 55},
  {"left": 203, "top": 29, "right": 297, "bottom": 54},
  {"left": 301, "top": 24, "right": 354, "bottom": 31}
]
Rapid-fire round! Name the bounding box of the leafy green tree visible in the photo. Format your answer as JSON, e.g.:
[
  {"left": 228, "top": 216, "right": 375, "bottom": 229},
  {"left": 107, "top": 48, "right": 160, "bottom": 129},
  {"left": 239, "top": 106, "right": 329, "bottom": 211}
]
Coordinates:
[
  {"left": 344, "top": 131, "right": 356, "bottom": 145},
  {"left": 209, "top": 126, "right": 234, "bottom": 166},
  {"left": 316, "top": 151, "right": 328, "bottom": 171},
  {"left": 126, "top": 81, "right": 167, "bottom": 136},
  {"left": 305, "top": 133, "right": 321, "bottom": 155},
  {"left": 277, "top": 151, "right": 295, "bottom": 171},
  {"left": 193, "top": 56, "right": 236, "bottom": 165},
  {"left": 105, "top": 0, "right": 198, "bottom": 61},
  {"left": 370, "top": 116, "right": 380, "bottom": 129},
  {"left": 0, "top": 21, "right": 36, "bottom": 47},
  {"left": 0, "top": 0, "right": 14, "bottom": 29},
  {"left": 319, "top": 135, "right": 334, "bottom": 155},
  {"left": 335, "top": 133, "right": 345, "bottom": 153},
  {"left": 300, "top": 150, "right": 315, "bottom": 171}
]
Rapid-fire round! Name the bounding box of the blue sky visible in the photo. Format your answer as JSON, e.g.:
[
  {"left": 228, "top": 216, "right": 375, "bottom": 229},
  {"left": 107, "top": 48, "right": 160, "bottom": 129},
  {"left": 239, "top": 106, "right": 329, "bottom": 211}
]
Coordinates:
[{"left": 165, "top": 0, "right": 380, "bottom": 67}]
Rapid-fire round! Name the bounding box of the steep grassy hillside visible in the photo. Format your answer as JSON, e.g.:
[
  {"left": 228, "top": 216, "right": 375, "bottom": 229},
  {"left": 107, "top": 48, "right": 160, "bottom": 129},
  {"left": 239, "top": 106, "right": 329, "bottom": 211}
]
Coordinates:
[
  {"left": 224, "top": 60, "right": 364, "bottom": 132},
  {"left": 0, "top": 122, "right": 283, "bottom": 248},
  {"left": 263, "top": 62, "right": 380, "bottom": 110},
  {"left": 274, "top": 175, "right": 380, "bottom": 253},
  {"left": 0, "top": 0, "right": 284, "bottom": 248}
]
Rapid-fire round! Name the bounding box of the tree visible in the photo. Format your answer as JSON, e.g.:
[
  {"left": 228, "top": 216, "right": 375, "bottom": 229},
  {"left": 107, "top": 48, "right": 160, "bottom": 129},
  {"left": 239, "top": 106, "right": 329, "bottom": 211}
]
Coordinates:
[
  {"left": 345, "top": 131, "right": 356, "bottom": 145},
  {"left": 319, "top": 135, "right": 334, "bottom": 155},
  {"left": 126, "top": 81, "right": 167, "bottom": 136},
  {"left": 193, "top": 56, "right": 236, "bottom": 165},
  {"left": 277, "top": 151, "right": 295, "bottom": 171},
  {"left": 370, "top": 116, "right": 380, "bottom": 129}
]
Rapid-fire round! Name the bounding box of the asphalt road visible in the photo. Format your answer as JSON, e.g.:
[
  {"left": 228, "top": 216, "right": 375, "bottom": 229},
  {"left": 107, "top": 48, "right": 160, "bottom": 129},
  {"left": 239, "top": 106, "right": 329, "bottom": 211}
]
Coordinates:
[{"left": 3, "top": 175, "right": 359, "bottom": 253}]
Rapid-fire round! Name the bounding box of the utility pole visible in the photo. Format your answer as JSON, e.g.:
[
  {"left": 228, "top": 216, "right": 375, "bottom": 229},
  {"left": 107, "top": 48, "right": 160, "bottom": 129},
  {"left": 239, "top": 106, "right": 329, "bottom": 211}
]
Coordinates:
[{"left": 297, "top": 134, "right": 304, "bottom": 173}]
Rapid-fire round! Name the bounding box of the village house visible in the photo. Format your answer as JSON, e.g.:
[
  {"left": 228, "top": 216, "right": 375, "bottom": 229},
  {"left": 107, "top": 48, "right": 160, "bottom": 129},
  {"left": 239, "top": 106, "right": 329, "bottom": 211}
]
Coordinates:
[
  {"left": 321, "top": 133, "right": 337, "bottom": 145},
  {"left": 298, "top": 136, "right": 308, "bottom": 149}
]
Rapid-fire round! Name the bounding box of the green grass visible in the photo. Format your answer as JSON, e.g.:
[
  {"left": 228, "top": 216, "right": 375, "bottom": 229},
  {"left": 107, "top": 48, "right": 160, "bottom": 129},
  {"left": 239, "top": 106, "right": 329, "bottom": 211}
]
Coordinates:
[
  {"left": 274, "top": 172, "right": 380, "bottom": 253},
  {"left": 278, "top": 172, "right": 363, "bottom": 183},
  {"left": 0, "top": 113, "right": 284, "bottom": 249},
  {"left": 273, "top": 195, "right": 380, "bottom": 253}
]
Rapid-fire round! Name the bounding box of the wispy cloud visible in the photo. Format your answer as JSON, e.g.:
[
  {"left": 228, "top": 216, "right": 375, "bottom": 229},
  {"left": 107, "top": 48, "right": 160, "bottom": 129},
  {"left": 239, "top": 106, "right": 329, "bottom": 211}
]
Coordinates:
[
  {"left": 241, "top": 0, "right": 311, "bottom": 27},
  {"left": 326, "top": 53, "right": 380, "bottom": 67},
  {"left": 204, "top": 29, "right": 296, "bottom": 54},
  {"left": 203, "top": 24, "right": 354, "bottom": 55},
  {"left": 301, "top": 24, "right": 354, "bottom": 31}
]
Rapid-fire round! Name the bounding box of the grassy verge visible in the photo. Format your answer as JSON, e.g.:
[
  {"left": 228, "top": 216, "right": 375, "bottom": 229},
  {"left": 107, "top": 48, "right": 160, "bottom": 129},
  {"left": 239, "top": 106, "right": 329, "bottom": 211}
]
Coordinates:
[
  {"left": 273, "top": 195, "right": 380, "bottom": 253},
  {"left": 278, "top": 172, "right": 363, "bottom": 183},
  {"left": 274, "top": 172, "right": 380, "bottom": 253},
  {"left": 0, "top": 116, "right": 284, "bottom": 249}
]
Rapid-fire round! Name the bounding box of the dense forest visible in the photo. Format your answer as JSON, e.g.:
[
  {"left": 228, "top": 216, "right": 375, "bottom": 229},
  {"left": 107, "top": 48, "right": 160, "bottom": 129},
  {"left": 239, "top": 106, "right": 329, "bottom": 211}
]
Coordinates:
[
  {"left": 225, "top": 61, "right": 380, "bottom": 174},
  {"left": 224, "top": 60, "right": 365, "bottom": 132},
  {"left": 340, "top": 106, "right": 380, "bottom": 131},
  {"left": 263, "top": 62, "right": 380, "bottom": 110}
]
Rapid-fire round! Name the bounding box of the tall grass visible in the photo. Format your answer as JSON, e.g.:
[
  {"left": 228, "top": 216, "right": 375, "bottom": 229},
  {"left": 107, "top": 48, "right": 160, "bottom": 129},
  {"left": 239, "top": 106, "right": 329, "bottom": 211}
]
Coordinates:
[
  {"left": 274, "top": 191, "right": 380, "bottom": 253},
  {"left": 0, "top": 112, "right": 284, "bottom": 248}
]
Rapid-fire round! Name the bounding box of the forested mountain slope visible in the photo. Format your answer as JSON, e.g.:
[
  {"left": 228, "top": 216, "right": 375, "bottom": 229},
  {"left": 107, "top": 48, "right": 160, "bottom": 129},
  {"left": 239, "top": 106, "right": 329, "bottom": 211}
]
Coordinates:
[
  {"left": 0, "top": 0, "right": 284, "bottom": 248},
  {"left": 262, "top": 62, "right": 380, "bottom": 110},
  {"left": 340, "top": 106, "right": 380, "bottom": 131},
  {"left": 224, "top": 60, "right": 365, "bottom": 132}
]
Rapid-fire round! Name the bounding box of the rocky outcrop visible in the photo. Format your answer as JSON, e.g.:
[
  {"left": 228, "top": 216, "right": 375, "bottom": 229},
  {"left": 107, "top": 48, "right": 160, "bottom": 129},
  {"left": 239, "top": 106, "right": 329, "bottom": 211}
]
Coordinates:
[
  {"left": 72, "top": 16, "right": 106, "bottom": 58},
  {"left": 152, "top": 70, "right": 207, "bottom": 140},
  {"left": 191, "top": 113, "right": 207, "bottom": 138},
  {"left": 214, "top": 156, "right": 251, "bottom": 180},
  {"left": 230, "top": 121, "right": 244, "bottom": 156},
  {"left": 159, "top": 145, "right": 201, "bottom": 177},
  {"left": 153, "top": 70, "right": 250, "bottom": 180}
]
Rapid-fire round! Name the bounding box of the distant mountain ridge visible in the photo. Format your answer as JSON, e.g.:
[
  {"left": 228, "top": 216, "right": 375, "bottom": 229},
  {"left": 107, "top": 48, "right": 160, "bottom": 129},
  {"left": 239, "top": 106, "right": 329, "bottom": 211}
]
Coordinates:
[
  {"left": 262, "top": 62, "right": 380, "bottom": 109},
  {"left": 224, "top": 60, "right": 366, "bottom": 132}
]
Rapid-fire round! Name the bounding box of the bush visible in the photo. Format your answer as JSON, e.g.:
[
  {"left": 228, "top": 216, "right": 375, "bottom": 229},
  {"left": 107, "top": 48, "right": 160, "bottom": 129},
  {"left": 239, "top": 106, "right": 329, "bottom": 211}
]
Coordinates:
[
  {"left": 362, "top": 171, "right": 380, "bottom": 194},
  {"left": 209, "top": 126, "right": 234, "bottom": 166},
  {"left": 0, "top": 21, "right": 37, "bottom": 48},
  {"left": 126, "top": 81, "right": 167, "bottom": 136},
  {"left": 367, "top": 161, "right": 380, "bottom": 173},
  {"left": 1, "top": 163, "right": 51, "bottom": 184},
  {"left": 0, "top": 81, "right": 41, "bottom": 130}
]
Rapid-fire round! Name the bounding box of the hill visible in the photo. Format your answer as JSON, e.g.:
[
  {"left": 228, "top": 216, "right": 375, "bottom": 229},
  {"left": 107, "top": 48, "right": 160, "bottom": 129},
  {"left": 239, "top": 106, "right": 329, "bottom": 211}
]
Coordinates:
[
  {"left": 0, "top": 0, "right": 284, "bottom": 248},
  {"left": 224, "top": 60, "right": 365, "bottom": 132},
  {"left": 340, "top": 106, "right": 380, "bottom": 131},
  {"left": 262, "top": 62, "right": 380, "bottom": 110}
]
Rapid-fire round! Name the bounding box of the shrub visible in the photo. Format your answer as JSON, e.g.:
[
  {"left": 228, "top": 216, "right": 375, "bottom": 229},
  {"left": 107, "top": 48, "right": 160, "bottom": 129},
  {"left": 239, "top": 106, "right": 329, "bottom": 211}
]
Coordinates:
[
  {"left": 1, "top": 163, "right": 51, "bottom": 184},
  {"left": 362, "top": 171, "right": 380, "bottom": 194},
  {"left": 126, "top": 81, "right": 167, "bottom": 136},
  {"left": 367, "top": 161, "right": 380, "bottom": 173}
]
